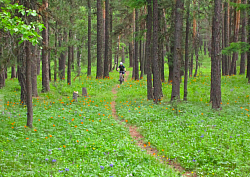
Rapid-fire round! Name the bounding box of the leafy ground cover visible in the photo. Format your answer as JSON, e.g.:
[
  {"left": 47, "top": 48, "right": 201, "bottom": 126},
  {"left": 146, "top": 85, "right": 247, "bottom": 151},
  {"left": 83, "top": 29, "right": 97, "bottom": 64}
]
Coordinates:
[
  {"left": 116, "top": 56, "right": 250, "bottom": 176},
  {"left": 0, "top": 69, "right": 178, "bottom": 177}
]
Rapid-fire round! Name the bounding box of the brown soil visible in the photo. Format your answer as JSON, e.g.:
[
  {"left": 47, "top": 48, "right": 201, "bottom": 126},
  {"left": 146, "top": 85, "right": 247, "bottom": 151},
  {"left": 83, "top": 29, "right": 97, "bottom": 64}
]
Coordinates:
[{"left": 111, "top": 71, "right": 197, "bottom": 177}]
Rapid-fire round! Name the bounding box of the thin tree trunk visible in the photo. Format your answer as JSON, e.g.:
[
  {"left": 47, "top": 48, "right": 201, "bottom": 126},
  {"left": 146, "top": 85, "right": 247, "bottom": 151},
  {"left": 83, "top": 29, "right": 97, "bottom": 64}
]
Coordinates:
[
  {"left": 184, "top": 0, "right": 190, "bottom": 101},
  {"left": 54, "top": 26, "right": 57, "bottom": 82},
  {"left": 77, "top": 46, "right": 81, "bottom": 75},
  {"left": 247, "top": 0, "right": 250, "bottom": 82},
  {"left": 11, "top": 65, "right": 16, "bottom": 78},
  {"left": 31, "top": 44, "right": 38, "bottom": 97},
  {"left": 171, "top": 0, "right": 184, "bottom": 101},
  {"left": 26, "top": 41, "right": 33, "bottom": 128},
  {"left": 153, "top": 0, "right": 162, "bottom": 103},
  {"left": 109, "top": 4, "right": 113, "bottom": 71},
  {"left": 168, "top": 3, "right": 175, "bottom": 83},
  {"left": 42, "top": 0, "right": 50, "bottom": 92},
  {"left": 96, "top": 0, "right": 104, "bottom": 79},
  {"left": 211, "top": 0, "right": 222, "bottom": 109},
  {"left": 230, "top": 0, "right": 241, "bottom": 75},
  {"left": 67, "top": 30, "right": 72, "bottom": 85},
  {"left": 240, "top": 0, "right": 247, "bottom": 75},
  {"left": 134, "top": 9, "right": 139, "bottom": 80},
  {"left": 104, "top": 0, "right": 110, "bottom": 78},
  {"left": 129, "top": 43, "right": 133, "bottom": 67},
  {"left": 146, "top": 0, "right": 153, "bottom": 100},
  {"left": 37, "top": 49, "right": 40, "bottom": 75},
  {"left": 88, "top": 0, "right": 91, "bottom": 76},
  {"left": 224, "top": 2, "right": 229, "bottom": 75},
  {"left": 59, "top": 32, "right": 66, "bottom": 80}
]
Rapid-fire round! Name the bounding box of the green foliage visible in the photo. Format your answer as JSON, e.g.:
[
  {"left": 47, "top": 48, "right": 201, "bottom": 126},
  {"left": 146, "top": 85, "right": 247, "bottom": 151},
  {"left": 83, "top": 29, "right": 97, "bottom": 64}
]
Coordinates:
[
  {"left": 222, "top": 42, "right": 250, "bottom": 55},
  {"left": 122, "top": 0, "right": 147, "bottom": 8},
  {"left": 0, "top": 0, "right": 44, "bottom": 45},
  {"left": 0, "top": 68, "right": 178, "bottom": 176}
]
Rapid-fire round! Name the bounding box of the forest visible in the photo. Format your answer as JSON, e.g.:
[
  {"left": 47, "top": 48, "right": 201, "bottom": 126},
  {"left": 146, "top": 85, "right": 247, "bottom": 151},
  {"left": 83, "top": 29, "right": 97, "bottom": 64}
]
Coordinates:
[{"left": 0, "top": 0, "right": 250, "bottom": 176}]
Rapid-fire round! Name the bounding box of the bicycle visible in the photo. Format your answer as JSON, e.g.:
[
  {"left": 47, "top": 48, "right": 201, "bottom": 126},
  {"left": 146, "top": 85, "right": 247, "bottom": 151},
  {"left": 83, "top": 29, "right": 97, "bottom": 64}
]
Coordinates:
[{"left": 118, "top": 71, "right": 125, "bottom": 84}]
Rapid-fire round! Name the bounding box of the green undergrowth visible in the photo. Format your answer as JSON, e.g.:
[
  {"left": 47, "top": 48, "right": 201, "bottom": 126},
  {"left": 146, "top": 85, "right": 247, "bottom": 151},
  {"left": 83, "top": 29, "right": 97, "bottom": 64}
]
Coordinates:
[
  {"left": 116, "top": 63, "right": 250, "bottom": 177},
  {"left": 0, "top": 69, "right": 178, "bottom": 176}
]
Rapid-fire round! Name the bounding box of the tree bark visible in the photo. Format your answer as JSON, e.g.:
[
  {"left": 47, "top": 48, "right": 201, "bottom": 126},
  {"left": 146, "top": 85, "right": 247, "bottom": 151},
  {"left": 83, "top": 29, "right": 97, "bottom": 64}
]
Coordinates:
[
  {"left": 87, "top": 0, "right": 91, "bottom": 76},
  {"left": 247, "top": 0, "right": 250, "bottom": 82},
  {"left": 104, "top": 0, "right": 110, "bottom": 78},
  {"left": 129, "top": 43, "right": 133, "bottom": 67},
  {"left": 59, "top": 32, "right": 66, "bottom": 80},
  {"left": 153, "top": 0, "right": 162, "bottom": 103},
  {"left": 134, "top": 9, "right": 139, "bottom": 80},
  {"left": 18, "top": 43, "right": 27, "bottom": 105},
  {"left": 109, "top": 4, "right": 113, "bottom": 71},
  {"left": 184, "top": 0, "right": 190, "bottom": 101},
  {"left": 240, "top": 0, "right": 247, "bottom": 75},
  {"left": 146, "top": 0, "right": 153, "bottom": 100},
  {"left": 26, "top": 41, "right": 33, "bottom": 128},
  {"left": 54, "top": 25, "right": 57, "bottom": 82},
  {"left": 42, "top": 0, "right": 50, "bottom": 92},
  {"left": 230, "top": 0, "right": 241, "bottom": 75},
  {"left": 67, "top": 30, "right": 72, "bottom": 85},
  {"left": 31, "top": 44, "right": 38, "bottom": 97},
  {"left": 96, "top": 0, "right": 104, "bottom": 79},
  {"left": 11, "top": 65, "right": 16, "bottom": 79},
  {"left": 211, "top": 0, "right": 222, "bottom": 109},
  {"left": 171, "top": 0, "right": 184, "bottom": 101},
  {"left": 224, "top": 2, "right": 229, "bottom": 75},
  {"left": 168, "top": 3, "right": 175, "bottom": 83},
  {"left": 37, "top": 49, "right": 40, "bottom": 75}
]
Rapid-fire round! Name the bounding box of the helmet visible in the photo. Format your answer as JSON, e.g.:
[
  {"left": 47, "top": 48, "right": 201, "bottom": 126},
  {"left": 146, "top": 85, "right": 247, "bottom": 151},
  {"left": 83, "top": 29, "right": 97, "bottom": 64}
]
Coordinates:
[{"left": 120, "top": 62, "right": 123, "bottom": 65}]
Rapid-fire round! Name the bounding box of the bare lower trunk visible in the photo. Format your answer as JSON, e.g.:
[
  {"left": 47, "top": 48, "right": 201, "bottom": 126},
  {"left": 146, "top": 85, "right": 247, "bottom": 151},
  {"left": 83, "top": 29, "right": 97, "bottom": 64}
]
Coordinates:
[
  {"left": 87, "top": 0, "right": 91, "bottom": 76},
  {"left": 31, "top": 45, "right": 38, "bottom": 97},
  {"left": 26, "top": 42, "right": 33, "bottom": 128},
  {"left": 240, "top": 0, "right": 247, "bottom": 75},
  {"left": 184, "top": 0, "right": 190, "bottom": 101},
  {"left": 171, "top": 0, "right": 184, "bottom": 101},
  {"left": 211, "top": 0, "right": 222, "bottom": 109}
]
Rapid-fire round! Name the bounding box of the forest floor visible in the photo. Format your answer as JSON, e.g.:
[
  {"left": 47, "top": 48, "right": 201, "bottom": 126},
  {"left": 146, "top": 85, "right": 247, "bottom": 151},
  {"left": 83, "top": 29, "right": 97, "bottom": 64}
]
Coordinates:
[{"left": 1, "top": 57, "right": 250, "bottom": 176}]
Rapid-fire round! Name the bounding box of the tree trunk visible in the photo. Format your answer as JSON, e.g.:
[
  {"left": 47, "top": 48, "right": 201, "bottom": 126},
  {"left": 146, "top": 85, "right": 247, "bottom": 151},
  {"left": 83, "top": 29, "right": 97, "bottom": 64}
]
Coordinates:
[
  {"left": 140, "top": 40, "right": 144, "bottom": 79},
  {"left": 168, "top": 3, "right": 175, "bottom": 83},
  {"left": 247, "top": 0, "right": 250, "bottom": 82},
  {"left": 87, "top": 0, "right": 91, "bottom": 76},
  {"left": 37, "top": 49, "right": 40, "bottom": 75},
  {"left": 230, "top": 0, "right": 241, "bottom": 75},
  {"left": 104, "top": 0, "right": 110, "bottom": 78},
  {"left": 31, "top": 44, "right": 38, "bottom": 97},
  {"left": 129, "top": 43, "right": 133, "bottom": 67},
  {"left": 42, "top": 0, "right": 50, "bottom": 92},
  {"left": 189, "top": 52, "right": 194, "bottom": 77},
  {"left": 11, "top": 65, "right": 16, "bottom": 79},
  {"left": 240, "top": 0, "right": 247, "bottom": 75},
  {"left": 153, "top": 0, "right": 162, "bottom": 103},
  {"left": 184, "top": 0, "right": 190, "bottom": 101},
  {"left": 146, "top": 0, "right": 153, "bottom": 100},
  {"left": 59, "top": 32, "right": 66, "bottom": 80},
  {"left": 18, "top": 43, "right": 27, "bottom": 105},
  {"left": 211, "top": 0, "right": 222, "bottom": 109},
  {"left": 25, "top": 41, "right": 33, "bottom": 128},
  {"left": 224, "top": 2, "right": 229, "bottom": 75},
  {"left": 54, "top": 26, "right": 57, "bottom": 82},
  {"left": 134, "top": 9, "right": 139, "bottom": 80},
  {"left": 109, "top": 4, "right": 113, "bottom": 71},
  {"left": 67, "top": 30, "right": 72, "bottom": 85},
  {"left": 0, "top": 66, "right": 5, "bottom": 89},
  {"left": 77, "top": 46, "right": 81, "bottom": 75},
  {"left": 171, "top": 0, "right": 184, "bottom": 101},
  {"left": 96, "top": 0, "right": 104, "bottom": 79}
]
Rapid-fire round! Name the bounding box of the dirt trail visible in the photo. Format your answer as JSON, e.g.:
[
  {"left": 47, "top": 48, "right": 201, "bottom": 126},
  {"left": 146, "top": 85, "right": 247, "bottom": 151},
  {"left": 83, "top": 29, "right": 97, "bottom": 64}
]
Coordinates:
[{"left": 111, "top": 72, "right": 196, "bottom": 177}]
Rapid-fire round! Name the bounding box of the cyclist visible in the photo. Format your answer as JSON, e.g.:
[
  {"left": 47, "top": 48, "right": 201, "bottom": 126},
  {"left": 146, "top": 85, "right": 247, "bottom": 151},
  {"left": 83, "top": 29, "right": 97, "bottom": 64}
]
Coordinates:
[{"left": 117, "top": 62, "right": 126, "bottom": 80}]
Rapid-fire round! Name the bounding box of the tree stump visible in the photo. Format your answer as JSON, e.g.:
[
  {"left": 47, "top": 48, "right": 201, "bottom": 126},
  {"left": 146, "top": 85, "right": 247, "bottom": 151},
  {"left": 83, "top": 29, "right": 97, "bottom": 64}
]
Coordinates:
[
  {"left": 82, "top": 87, "right": 87, "bottom": 96},
  {"left": 73, "top": 91, "right": 78, "bottom": 102}
]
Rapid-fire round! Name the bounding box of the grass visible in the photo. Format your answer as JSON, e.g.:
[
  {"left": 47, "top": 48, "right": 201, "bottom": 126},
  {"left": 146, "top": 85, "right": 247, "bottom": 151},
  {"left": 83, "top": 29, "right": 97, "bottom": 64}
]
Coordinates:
[
  {"left": 115, "top": 54, "right": 250, "bottom": 176},
  {"left": 0, "top": 68, "right": 178, "bottom": 176}
]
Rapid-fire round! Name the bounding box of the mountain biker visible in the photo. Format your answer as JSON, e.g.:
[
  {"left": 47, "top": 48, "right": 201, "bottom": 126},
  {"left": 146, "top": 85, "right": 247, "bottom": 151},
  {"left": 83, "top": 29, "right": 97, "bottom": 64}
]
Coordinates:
[{"left": 117, "top": 62, "right": 126, "bottom": 80}]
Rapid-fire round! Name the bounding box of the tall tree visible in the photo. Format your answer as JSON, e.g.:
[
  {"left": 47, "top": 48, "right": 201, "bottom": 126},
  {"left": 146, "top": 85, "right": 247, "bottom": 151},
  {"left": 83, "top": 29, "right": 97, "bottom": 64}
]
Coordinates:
[
  {"left": 88, "top": 0, "right": 91, "bottom": 76},
  {"left": 153, "top": 0, "right": 162, "bottom": 103},
  {"left": 171, "top": 0, "right": 184, "bottom": 101},
  {"left": 26, "top": 41, "right": 33, "bottom": 128},
  {"left": 134, "top": 9, "right": 139, "bottom": 80},
  {"left": 247, "top": 0, "right": 250, "bottom": 82},
  {"left": 240, "top": 0, "right": 247, "bottom": 75},
  {"left": 31, "top": 44, "right": 38, "bottom": 97},
  {"left": 96, "top": 0, "right": 104, "bottom": 79},
  {"left": 184, "top": 0, "right": 190, "bottom": 101},
  {"left": 67, "top": 30, "right": 72, "bottom": 85},
  {"left": 104, "top": 0, "right": 110, "bottom": 78},
  {"left": 210, "top": 0, "right": 222, "bottom": 109},
  {"left": 41, "top": 0, "right": 50, "bottom": 92},
  {"left": 230, "top": 0, "right": 241, "bottom": 75}
]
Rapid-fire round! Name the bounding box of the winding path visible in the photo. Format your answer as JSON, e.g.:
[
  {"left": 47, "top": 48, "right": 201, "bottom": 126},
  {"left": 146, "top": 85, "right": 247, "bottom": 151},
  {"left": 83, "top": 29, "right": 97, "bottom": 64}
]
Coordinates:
[{"left": 111, "top": 71, "right": 196, "bottom": 177}]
